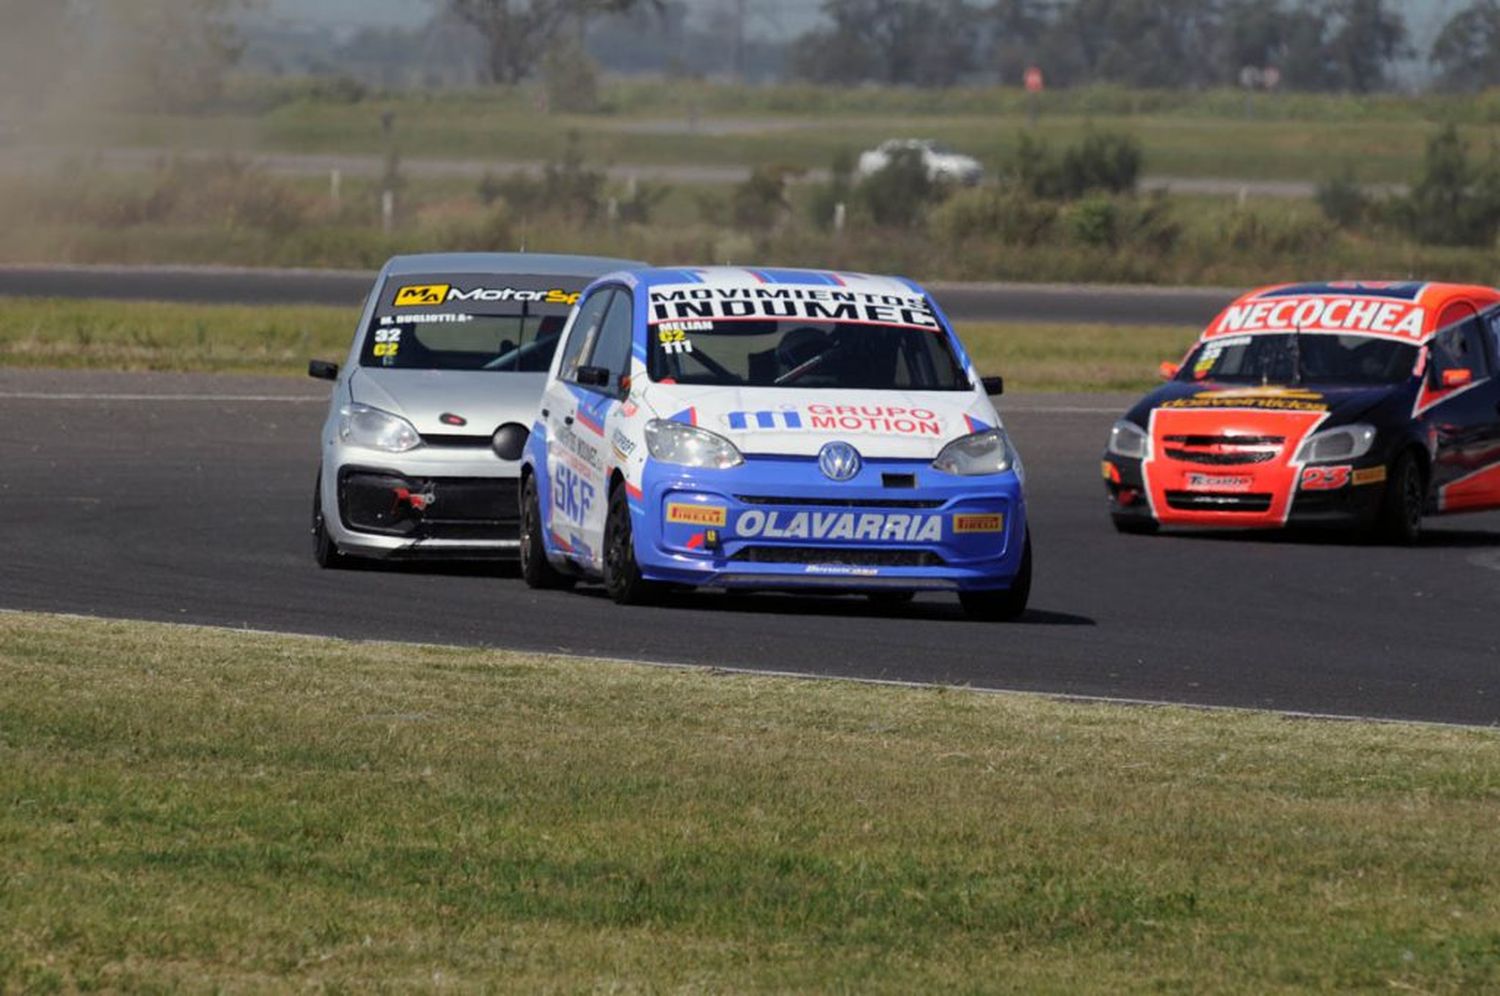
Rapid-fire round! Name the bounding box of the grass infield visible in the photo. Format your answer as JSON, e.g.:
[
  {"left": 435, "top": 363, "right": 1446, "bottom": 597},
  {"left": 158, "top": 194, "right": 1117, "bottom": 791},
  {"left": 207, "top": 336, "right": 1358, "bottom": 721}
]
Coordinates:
[
  {"left": 1, "top": 612, "right": 1498, "bottom": 991},
  {"left": 0, "top": 297, "right": 1199, "bottom": 392}
]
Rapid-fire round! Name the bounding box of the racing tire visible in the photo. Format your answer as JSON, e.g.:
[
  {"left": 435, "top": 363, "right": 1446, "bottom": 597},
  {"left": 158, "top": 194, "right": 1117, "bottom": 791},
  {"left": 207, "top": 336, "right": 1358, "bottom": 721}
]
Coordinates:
[
  {"left": 1111, "top": 515, "right": 1159, "bottom": 536},
  {"left": 1371, "top": 450, "right": 1425, "bottom": 546},
  {"left": 312, "top": 470, "right": 347, "bottom": 570},
  {"left": 520, "top": 474, "right": 575, "bottom": 591},
  {"left": 603, "top": 483, "right": 662, "bottom": 606},
  {"left": 958, "top": 531, "right": 1032, "bottom": 622}
]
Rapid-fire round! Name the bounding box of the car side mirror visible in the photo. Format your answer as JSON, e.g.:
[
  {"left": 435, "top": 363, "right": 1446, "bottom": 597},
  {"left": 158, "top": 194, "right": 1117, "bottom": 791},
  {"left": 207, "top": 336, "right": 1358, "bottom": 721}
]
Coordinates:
[
  {"left": 1440, "top": 367, "right": 1474, "bottom": 389},
  {"left": 308, "top": 359, "right": 339, "bottom": 381},
  {"left": 1158, "top": 361, "right": 1181, "bottom": 380},
  {"left": 980, "top": 375, "right": 1004, "bottom": 396},
  {"left": 575, "top": 365, "right": 610, "bottom": 388}
]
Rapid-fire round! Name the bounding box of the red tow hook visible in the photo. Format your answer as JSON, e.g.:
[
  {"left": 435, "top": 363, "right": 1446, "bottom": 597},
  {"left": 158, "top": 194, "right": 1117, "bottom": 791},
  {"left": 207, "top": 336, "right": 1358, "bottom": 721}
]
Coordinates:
[{"left": 391, "top": 486, "right": 432, "bottom": 514}]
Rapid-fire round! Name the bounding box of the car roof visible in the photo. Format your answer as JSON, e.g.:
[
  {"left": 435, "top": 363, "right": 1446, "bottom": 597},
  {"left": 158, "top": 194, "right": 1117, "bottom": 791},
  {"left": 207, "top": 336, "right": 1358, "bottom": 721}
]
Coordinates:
[
  {"left": 384, "top": 252, "right": 646, "bottom": 278},
  {"left": 622, "top": 265, "right": 927, "bottom": 297}
]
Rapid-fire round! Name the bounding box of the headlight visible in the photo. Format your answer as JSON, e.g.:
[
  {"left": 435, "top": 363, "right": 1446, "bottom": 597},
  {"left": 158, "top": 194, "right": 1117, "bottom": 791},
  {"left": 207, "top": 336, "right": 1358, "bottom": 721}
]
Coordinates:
[
  {"left": 338, "top": 404, "right": 421, "bottom": 452},
  {"left": 932, "top": 429, "right": 1016, "bottom": 476},
  {"left": 644, "top": 419, "right": 744, "bottom": 469},
  {"left": 1295, "top": 423, "right": 1376, "bottom": 464},
  {"left": 1106, "top": 419, "right": 1150, "bottom": 459}
]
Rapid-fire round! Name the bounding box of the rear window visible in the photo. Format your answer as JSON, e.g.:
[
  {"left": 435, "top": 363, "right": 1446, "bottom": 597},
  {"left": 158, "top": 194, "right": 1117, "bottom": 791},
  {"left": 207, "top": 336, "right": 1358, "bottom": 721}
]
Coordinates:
[{"left": 361, "top": 273, "right": 585, "bottom": 372}]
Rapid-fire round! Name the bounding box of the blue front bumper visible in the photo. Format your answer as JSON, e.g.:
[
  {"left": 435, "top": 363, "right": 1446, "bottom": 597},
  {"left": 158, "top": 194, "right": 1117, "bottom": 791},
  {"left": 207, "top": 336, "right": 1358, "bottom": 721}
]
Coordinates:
[{"left": 632, "top": 456, "right": 1027, "bottom": 592}]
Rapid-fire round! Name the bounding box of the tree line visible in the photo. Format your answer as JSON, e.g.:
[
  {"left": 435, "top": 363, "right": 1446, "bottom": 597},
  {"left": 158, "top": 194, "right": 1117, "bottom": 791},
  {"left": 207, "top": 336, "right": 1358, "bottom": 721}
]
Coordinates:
[{"left": 792, "top": 0, "right": 1497, "bottom": 92}]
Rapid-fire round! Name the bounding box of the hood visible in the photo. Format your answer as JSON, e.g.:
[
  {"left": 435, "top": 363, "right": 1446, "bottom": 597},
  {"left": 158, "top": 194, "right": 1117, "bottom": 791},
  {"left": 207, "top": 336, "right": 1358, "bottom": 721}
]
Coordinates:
[
  {"left": 350, "top": 368, "right": 547, "bottom": 436},
  {"left": 1126, "top": 379, "right": 1408, "bottom": 428},
  {"left": 637, "top": 383, "right": 996, "bottom": 460}
]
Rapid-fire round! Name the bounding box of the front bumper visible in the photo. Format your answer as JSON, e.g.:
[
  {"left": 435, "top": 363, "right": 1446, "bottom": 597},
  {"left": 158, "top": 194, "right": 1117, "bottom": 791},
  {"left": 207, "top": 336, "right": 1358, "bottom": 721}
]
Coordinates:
[
  {"left": 1102, "top": 455, "right": 1387, "bottom": 530},
  {"left": 322, "top": 438, "right": 522, "bottom": 558},
  {"left": 632, "top": 456, "right": 1027, "bottom": 592}
]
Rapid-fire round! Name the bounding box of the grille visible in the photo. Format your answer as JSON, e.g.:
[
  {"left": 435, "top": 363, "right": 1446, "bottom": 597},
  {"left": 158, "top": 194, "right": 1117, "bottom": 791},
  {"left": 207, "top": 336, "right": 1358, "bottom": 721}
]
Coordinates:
[
  {"left": 340, "top": 472, "right": 520, "bottom": 538},
  {"left": 1162, "top": 434, "right": 1284, "bottom": 466},
  {"left": 1164, "top": 490, "right": 1274, "bottom": 513},
  {"left": 735, "top": 495, "right": 944, "bottom": 509},
  {"left": 730, "top": 546, "right": 946, "bottom": 567},
  {"left": 419, "top": 433, "right": 495, "bottom": 448}
]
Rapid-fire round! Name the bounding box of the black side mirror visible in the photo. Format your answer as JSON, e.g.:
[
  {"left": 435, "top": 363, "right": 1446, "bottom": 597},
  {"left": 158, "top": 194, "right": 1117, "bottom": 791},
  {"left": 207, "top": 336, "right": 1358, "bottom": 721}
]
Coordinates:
[
  {"left": 308, "top": 359, "right": 339, "bottom": 381},
  {"left": 575, "top": 365, "right": 610, "bottom": 388},
  {"left": 981, "top": 375, "right": 1004, "bottom": 396}
]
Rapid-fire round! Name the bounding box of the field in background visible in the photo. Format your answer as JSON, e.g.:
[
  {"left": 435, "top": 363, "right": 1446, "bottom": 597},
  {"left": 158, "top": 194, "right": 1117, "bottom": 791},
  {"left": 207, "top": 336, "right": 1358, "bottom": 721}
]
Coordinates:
[
  {"left": 0, "top": 298, "right": 1198, "bottom": 391},
  {"left": 2, "top": 611, "right": 1496, "bottom": 991},
  {"left": 27, "top": 80, "right": 1500, "bottom": 183},
  {"left": 4, "top": 79, "right": 1497, "bottom": 288}
]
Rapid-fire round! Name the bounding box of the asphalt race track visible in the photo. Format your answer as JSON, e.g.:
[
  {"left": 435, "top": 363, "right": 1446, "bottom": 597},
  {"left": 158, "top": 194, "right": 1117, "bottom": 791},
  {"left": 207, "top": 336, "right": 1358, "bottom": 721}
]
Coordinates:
[
  {"left": 0, "top": 264, "right": 1236, "bottom": 326},
  {"left": 4, "top": 368, "right": 1498, "bottom": 726}
]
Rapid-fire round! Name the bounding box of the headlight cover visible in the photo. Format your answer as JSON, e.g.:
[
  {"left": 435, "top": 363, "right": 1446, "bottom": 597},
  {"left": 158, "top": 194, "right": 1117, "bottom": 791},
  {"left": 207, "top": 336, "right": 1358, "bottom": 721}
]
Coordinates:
[
  {"left": 338, "top": 404, "right": 421, "bottom": 452},
  {"left": 932, "top": 429, "right": 1016, "bottom": 476},
  {"left": 1295, "top": 423, "right": 1376, "bottom": 464},
  {"left": 1106, "top": 419, "right": 1150, "bottom": 459},
  {"left": 644, "top": 419, "right": 744, "bottom": 469}
]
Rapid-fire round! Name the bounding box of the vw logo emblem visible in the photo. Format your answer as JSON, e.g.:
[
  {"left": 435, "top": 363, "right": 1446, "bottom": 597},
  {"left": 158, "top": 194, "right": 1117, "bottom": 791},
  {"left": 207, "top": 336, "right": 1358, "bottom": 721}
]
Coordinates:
[{"left": 818, "top": 441, "right": 862, "bottom": 482}]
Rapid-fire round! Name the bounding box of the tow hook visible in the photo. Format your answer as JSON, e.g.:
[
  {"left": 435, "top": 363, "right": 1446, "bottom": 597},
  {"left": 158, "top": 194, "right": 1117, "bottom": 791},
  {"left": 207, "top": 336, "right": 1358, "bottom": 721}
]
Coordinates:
[{"left": 391, "top": 485, "right": 435, "bottom": 514}]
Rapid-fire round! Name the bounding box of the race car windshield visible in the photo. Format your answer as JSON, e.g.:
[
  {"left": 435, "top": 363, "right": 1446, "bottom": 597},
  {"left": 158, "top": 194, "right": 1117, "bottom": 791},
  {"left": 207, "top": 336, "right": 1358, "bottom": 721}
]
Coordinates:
[
  {"left": 1181, "top": 333, "right": 1417, "bottom": 386},
  {"left": 360, "top": 313, "right": 569, "bottom": 372},
  {"left": 647, "top": 320, "right": 970, "bottom": 391}
]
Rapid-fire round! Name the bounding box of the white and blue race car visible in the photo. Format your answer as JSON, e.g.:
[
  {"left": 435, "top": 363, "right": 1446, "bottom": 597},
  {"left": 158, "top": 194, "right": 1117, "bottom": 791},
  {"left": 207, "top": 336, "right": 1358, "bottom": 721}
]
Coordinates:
[{"left": 520, "top": 267, "right": 1031, "bottom": 619}]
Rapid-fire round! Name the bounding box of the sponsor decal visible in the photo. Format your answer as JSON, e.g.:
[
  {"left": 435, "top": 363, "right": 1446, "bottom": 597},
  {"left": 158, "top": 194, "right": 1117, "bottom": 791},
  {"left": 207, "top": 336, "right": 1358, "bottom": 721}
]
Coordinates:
[
  {"left": 953, "top": 513, "right": 1004, "bottom": 533},
  {"left": 647, "top": 283, "right": 939, "bottom": 330},
  {"left": 1184, "top": 473, "right": 1253, "bottom": 493},
  {"left": 1352, "top": 466, "right": 1387, "bottom": 486},
  {"left": 1299, "top": 465, "right": 1352, "bottom": 491},
  {"left": 660, "top": 320, "right": 713, "bottom": 333},
  {"left": 395, "top": 284, "right": 580, "bottom": 307},
  {"left": 551, "top": 464, "right": 595, "bottom": 524},
  {"left": 1209, "top": 296, "right": 1427, "bottom": 343},
  {"left": 804, "top": 564, "right": 880, "bottom": 577},
  {"left": 721, "top": 405, "right": 941, "bottom": 436},
  {"left": 610, "top": 428, "right": 637, "bottom": 459},
  {"left": 667, "top": 502, "right": 728, "bottom": 527},
  {"left": 734, "top": 509, "right": 942, "bottom": 542},
  {"left": 1161, "top": 387, "right": 1328, "bottom": 412},
  {"left": 393, "top": 284, "right": 449, "bottom": 307},
  {"left": 555, "top": 423, "right": 602, "bottom": 469}
]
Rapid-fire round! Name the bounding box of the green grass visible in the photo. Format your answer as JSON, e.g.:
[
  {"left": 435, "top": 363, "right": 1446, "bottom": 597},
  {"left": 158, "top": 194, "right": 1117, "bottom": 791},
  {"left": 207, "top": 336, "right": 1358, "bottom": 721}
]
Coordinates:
[
  {"left": 0, "top": 298, "right": 355, "bottom": 376},
  {"left": 1, "top": 611, "right": 1497, "bottom": 991},
  {"left": 0, "top": 297, "right": 1196, "bottom": 390}
]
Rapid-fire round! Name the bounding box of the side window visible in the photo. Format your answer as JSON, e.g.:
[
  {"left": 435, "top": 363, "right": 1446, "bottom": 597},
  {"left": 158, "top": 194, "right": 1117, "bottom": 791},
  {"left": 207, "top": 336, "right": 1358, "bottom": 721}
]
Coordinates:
[
  {"left": 1488, "top": 312, "right": 1500, "bottom": 368},
  {"left": 584, "top": 290, "right": 635, "bottom": 393},
  {"left": 1431, "top": 317, "right": 1491, "bottom": 381},
  {"left": 557, "top": 289, "right": 614, "bottom": 382}
]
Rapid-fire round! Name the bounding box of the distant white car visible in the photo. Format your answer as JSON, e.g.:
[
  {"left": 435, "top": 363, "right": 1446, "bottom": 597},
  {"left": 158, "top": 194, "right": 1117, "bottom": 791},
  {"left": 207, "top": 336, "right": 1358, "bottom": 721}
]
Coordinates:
[{"left": 856, "top": 139, "right": 984, "bottom": 185}]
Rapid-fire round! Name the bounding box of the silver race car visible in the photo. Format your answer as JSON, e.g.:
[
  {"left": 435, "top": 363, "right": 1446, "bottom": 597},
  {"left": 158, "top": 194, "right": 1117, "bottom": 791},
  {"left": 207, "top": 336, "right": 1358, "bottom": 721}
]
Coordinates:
[{"left": 309, "top": 252, "right": 643, "bottom": 565}]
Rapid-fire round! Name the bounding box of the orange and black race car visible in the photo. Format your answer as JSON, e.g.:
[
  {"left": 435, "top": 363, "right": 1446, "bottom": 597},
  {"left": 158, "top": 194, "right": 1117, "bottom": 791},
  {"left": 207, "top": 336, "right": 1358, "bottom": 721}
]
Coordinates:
[{"left": 1102, "top": 281, "right": 1500, "bottom": 542}]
